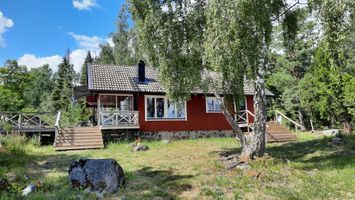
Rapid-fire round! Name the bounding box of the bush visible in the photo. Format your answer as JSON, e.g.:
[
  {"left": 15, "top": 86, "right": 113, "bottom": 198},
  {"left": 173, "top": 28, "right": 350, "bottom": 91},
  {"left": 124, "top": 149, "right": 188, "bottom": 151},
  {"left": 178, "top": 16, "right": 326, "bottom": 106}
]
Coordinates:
[{"left": 0, "top": 134, "right": 39, "bottom": 155}]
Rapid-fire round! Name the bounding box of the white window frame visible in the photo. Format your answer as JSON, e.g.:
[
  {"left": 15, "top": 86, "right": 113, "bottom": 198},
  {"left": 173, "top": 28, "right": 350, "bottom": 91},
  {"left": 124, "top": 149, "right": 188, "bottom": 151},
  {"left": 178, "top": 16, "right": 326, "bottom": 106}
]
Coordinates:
[
  {"left": 144, "top": 95, "right": 187, "bottom": 121},
  {"left": 205, "top": 96, "right": 223, "bottom": 113}
]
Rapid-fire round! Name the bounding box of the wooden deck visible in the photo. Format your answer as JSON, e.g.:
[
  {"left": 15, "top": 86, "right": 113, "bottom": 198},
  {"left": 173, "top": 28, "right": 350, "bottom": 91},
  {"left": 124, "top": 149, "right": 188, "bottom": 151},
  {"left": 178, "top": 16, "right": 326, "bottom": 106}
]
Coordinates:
[{"left": 0, "top": 112, "right": 56, "bottom": 133}]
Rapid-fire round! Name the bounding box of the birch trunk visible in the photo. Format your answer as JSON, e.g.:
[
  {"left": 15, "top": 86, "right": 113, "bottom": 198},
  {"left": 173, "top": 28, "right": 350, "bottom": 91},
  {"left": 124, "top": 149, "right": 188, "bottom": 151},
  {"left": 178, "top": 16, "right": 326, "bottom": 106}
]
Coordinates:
[
  {"left": 298, "top": 109, "right": 306, "bottom": 131},
  {"left": 240, "top": 42, "right": 267, "bottom": 159},
  {"left": 213, "top": 93, "right": 246, "bottom": 146}
]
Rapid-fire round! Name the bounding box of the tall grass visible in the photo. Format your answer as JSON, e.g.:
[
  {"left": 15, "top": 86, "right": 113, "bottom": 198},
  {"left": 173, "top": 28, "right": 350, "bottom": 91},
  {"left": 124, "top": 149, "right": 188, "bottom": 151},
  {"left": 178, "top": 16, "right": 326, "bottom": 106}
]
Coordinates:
[{"left": 0, "top": 134, "right": 40, "bottom": 155}]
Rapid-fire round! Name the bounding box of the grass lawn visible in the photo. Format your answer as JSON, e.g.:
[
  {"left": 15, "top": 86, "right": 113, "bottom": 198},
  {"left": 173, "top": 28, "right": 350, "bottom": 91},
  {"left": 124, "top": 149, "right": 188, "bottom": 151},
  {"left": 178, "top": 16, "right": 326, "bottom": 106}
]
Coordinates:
[{"left": 0, "top": 132, "right": 354, "bottom": 199}]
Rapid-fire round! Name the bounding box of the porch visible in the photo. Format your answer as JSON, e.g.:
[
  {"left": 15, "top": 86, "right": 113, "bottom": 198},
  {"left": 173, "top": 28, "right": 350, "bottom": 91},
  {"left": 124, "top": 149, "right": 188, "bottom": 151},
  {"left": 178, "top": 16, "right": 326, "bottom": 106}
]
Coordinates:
[{"left": 97, "top": 94, "right": 140, "bottom": 129}]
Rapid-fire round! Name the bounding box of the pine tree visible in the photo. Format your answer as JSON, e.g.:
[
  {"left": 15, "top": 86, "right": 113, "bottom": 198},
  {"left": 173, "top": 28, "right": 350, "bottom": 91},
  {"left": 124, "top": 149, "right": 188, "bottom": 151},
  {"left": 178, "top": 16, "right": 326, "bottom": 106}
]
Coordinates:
[
  {"left": 52, "top": 57, "right": 74, "bottom": 111},
  {"left": 80, "top": 51, "right": 93, "bottom": 85}
]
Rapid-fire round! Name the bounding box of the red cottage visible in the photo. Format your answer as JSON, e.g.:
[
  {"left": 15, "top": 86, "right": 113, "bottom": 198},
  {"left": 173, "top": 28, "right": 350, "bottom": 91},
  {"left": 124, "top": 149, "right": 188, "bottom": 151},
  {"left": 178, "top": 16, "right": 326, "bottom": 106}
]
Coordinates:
[{"left": 80, "top": 61, "right": 274, "bottom": 139}]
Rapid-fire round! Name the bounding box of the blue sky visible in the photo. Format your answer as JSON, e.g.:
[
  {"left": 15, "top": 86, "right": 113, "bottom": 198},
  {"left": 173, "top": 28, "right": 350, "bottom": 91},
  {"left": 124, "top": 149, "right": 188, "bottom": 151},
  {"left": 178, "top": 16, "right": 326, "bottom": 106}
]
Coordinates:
[{"left": 0, "top": 0, "right": 125, "bottom": 72}]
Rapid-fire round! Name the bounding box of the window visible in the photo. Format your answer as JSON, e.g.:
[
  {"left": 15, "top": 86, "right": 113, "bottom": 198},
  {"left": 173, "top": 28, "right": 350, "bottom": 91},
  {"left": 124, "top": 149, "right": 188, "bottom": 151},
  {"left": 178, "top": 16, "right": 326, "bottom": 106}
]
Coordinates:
[
  {"left": 206, "top": 97, "right": 221, "bottom": 112},
  {"left": 145, "top": 96, "right": 186, "bottom": 120}
]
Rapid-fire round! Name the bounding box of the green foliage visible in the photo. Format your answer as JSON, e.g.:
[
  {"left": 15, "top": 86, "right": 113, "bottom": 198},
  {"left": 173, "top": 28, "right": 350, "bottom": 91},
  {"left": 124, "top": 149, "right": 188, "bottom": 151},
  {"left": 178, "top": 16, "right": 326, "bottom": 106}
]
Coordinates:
[
  {"left": 300, "top": 45, "right": 354, "bottom": 126},
  {"left": 266, "top": 8, "right": 318, "bottom": 128},
  {"left": 51, "top": 58, "right": 74, "bottom": 112},
  {"left": 24, "top": 64, "right": 54, "bottom": 109},
  {"left": 0, "top": 60, "right": 30, "bottom": 111},
  {"left": 80, "top": 51, "right": 93, "bottom": 85},
  {"left": 0, "top": 134, "right": 39, "bottom": 155},
  {"left": 112, "top": 4, "right": 139, "bottom": 65},
  {"left": 130, "top": 0, "right": 205, "bottom": 100},
  {"left": 97, "top": 43, "right": 115, "bottom": 64},
  {"left": 0, "top": 85, "right": 24, "bottom": 112}
]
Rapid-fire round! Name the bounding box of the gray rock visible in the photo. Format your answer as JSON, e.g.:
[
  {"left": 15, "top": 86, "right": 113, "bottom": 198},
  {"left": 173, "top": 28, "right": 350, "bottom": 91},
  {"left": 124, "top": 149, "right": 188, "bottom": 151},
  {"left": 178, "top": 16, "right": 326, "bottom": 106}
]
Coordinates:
[
  {"left": 331, "top": 137, "right": 344, "bottom": 146},
  {"left": 5, "top": 172, "right": 17, "bottom": 182},
  {"left": 132, "top": 143, "right": 149, "bottom": 151},
  {"left": 68, "top": 159, "right": 125, "bottom": 195},
  {"left": 22, "top": 183, "right": 35, "bottom": 196},
  {"left": 236, "top": 163, "right": 250, "bottom": 170},
  {"left": 0, "top": 179, "right": 9, "bottom": 191},
  {"left": 322, "top": 129, "right": 340, "bottom": 136},
  {"left": 161, "top": 139, "right": 171, "bottom": 144}
]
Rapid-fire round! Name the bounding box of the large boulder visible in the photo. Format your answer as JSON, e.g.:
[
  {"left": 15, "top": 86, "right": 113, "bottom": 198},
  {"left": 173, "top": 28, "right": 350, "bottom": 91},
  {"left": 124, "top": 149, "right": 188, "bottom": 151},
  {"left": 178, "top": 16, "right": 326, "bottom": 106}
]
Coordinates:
[{"left": 68, "top": 159, "right": 125, "bottom": 195}]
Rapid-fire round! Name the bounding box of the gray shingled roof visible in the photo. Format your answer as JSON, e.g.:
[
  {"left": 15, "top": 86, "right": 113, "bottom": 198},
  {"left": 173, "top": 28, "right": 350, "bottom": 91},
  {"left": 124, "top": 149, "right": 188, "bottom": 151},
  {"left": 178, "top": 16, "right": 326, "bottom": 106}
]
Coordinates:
[{"left": 88, "top": 63, "right": 274, "bottom": 96}]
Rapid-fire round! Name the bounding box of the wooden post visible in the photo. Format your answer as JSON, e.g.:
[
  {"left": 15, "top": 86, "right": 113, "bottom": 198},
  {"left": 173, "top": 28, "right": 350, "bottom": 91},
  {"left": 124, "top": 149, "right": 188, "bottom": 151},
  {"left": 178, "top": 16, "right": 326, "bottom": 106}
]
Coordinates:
[
  {"left": 39, "top": 116, "right": 42, "bottom": 128},
  {"left": 18, "top": 114, "right": 22, "bottom": 129},
  {"left": 310, "top": 119, "right": 315, "bottom": 133}
]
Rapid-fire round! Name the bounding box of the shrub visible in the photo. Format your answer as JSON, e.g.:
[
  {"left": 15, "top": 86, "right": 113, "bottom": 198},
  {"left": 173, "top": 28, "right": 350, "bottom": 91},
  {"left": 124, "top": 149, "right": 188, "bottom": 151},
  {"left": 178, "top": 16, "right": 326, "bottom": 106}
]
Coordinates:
[{"left": 0, "top": 134, "right": 39, "bottom": 155}]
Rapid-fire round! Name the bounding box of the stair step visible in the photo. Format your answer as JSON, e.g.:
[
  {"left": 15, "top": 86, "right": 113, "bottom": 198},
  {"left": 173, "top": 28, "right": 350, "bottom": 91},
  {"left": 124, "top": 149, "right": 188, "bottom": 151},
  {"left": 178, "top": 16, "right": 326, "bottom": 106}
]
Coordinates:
[
  {"left": 59, "top": 130, "right": 101, "bottom": 134},
  {"left": 55, "top": 142, "right": 104, "bottom": 147},
  {"left": 55, "top": 138, "right": 104, "bottom": 143},
  {"left": 54, "top": 144, "right": 104, "bottom": 151}
]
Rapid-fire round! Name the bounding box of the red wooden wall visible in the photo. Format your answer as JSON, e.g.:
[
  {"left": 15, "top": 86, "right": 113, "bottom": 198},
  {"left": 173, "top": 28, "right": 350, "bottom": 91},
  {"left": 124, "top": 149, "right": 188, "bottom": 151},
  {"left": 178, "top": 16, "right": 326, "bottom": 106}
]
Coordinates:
[
  {"left": 246, "top": 95, "right": 254, "bottom": 123},
  {"left": 137, "top": 94, "right": 254, "bottom": 132}
]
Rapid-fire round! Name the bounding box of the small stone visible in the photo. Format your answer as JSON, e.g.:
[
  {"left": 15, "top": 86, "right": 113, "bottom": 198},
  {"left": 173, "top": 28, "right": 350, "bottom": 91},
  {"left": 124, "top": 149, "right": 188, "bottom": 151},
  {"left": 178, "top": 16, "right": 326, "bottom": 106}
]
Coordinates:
[
  {"left": 95, "top": 191, "right": 104, "bottom": 199},
  {"left": 132, "top": 144, "right": 149, "bottom": 151},
  {"left": 22, "top": 183, "right": 36, "bottom": 196},
  {"left": 236, "top": 163, "right": 250, "bottom": 170},
  {"left": 161, "top": 139, "right": 171, "bottom": 144},
  {"left": 331, "top": 138, "right": 344, "bottom": 146},
  {"left": 6, "top": 172, "right": 17, "bottom": 182}
]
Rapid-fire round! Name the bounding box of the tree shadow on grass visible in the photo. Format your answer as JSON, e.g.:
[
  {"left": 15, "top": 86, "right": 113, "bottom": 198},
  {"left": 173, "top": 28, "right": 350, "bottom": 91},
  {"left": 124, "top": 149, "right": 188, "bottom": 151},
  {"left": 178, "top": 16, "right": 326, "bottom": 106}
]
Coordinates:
[
  {"left": 267, "top": 134, "right": 355, "bottom": 170},
  {"left": 213, "top": 134, "right": 355, "bottom": 170},
  {"left": 0, "top": 149, "right": 82, "bottom": 180},
  {"left": 122, "top": 166, "right": 194, "bottom": 199}
]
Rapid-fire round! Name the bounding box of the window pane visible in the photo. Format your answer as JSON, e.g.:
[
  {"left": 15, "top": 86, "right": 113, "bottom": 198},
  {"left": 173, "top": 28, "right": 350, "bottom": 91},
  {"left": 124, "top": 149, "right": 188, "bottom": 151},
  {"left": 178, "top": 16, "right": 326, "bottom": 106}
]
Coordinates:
[
  {"left": 167, "top": 100, "right": 176, "bottom": 118},
  {"left": 147, "top": 97, "right": 155, "bottom": 118},
  {"left": 117, "top": 96, "right": 132, "bottom": 111},
  {"left": 238, "top": 98, "right": 246, "bottom": 111},
  {"left": 207, "top": 97, "right": 221, "bottom": 111},
  {"left": 176, "top": 101, "right": 185, "bottom": 118},
  {"left": 100, "top": 95, "right": 116, "bottom": 112},
  {"left": 207, "top": 98, "right": 214, "bottom": 111},
  {"left": 156, "top": 98, "right": 165, "bottom": 118},
  {"left": 214, "top": 100, "right": 221, "bottom": 111}
]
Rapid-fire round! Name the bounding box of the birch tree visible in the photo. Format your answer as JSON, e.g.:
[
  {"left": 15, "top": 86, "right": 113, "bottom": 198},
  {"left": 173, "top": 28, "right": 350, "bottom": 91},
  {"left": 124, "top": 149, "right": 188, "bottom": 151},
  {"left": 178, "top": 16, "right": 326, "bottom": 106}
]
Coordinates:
[{"left": 130, "top": 0, "right": 302, "bottom": 160}]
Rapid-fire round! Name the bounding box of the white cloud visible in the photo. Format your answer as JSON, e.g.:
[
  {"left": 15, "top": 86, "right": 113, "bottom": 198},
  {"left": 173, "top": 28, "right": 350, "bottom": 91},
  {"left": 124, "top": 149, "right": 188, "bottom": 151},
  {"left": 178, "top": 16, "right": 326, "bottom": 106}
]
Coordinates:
[
  {"left": 0, "top": 11, "right": 14, "bottom": 47},
  {"left": 106, "top": 37, "right": 114, "bottom": 47},
  {"left": 69, "top": 32, "right": 103, "bottom": 53},
  {"left": 72, "top": 0, "right": 97, "bottom": 10},
  {"left": 17, "top": 49, "right": 97, "bottom": 73},
  {"left": 69, "top": 49, "right": 88, "bottom": 73},
  {"left": 18, "top": 54, "right": 63, "bottom": 72}
]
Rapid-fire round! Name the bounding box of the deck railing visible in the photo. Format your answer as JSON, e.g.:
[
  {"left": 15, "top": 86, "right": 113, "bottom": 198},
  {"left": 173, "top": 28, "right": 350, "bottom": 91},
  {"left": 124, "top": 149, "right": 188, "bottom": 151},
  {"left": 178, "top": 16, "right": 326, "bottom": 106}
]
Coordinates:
[
  {"left": 99, "top": 111, "right": 139, "bottom": 127},
  {"left": 0, "top": 112, "right": 57, "bottom": 131},
  {"left": 54, "top": 111, "right": 61, "bottom": 145},
  {"left": 275, "top": 110, "right": 301, "bottom": 133},
  {"left": 235, "top": 110, "right": 254, "bottom": 124}
]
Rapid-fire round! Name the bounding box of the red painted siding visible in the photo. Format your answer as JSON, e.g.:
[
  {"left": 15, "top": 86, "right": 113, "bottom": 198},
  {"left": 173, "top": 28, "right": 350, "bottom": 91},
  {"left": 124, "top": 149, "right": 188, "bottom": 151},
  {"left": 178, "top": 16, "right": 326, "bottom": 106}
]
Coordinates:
[
  {"left": 246, "top": 95, "right": 254, "bottom": 123},
  {"left": 138, "top": 94, "right": 234, "bottom": 131}
]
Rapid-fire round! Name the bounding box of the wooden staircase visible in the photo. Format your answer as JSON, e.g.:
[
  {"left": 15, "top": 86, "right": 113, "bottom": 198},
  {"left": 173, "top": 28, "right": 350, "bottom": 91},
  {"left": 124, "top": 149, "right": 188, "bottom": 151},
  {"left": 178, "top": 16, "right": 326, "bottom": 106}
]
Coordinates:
[
  {"left": 266, "top": 122, "right": 297, "bottom": 142},
  {"left": 54, "top": 127, "right": 104, "bottom": 151}
]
